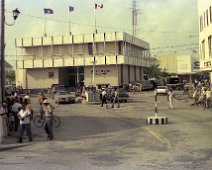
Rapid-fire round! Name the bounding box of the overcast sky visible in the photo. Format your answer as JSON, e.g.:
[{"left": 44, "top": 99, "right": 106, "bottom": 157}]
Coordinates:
[{"left": 5, "top": 0, "right": 198, "bottom": 64}]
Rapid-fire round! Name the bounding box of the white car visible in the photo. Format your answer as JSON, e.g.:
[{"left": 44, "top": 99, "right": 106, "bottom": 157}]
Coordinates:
[
  {"left": 54, "top": 91, "right": 76, "bottom": 104},
  {"left": 156, "top": 86, "right": 168, "bottom": 95}
]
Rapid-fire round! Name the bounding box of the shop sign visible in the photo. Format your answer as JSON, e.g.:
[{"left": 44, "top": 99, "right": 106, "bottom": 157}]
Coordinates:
[{"left": 91, "top": 69, "right": 110, "bottom": 75}]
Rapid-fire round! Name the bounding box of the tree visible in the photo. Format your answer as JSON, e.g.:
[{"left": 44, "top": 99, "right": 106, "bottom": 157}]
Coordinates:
[
  {"left": 143, "top": 64, "right": 163, "bottom": 78},
  {"left": 5, "top": 70, "right": 15, "bottom": 84}
]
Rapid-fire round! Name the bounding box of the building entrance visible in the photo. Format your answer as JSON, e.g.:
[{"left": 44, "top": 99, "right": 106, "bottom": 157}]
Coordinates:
[{"left": 67, "top": 67, "right": 84, "bottom": 87}]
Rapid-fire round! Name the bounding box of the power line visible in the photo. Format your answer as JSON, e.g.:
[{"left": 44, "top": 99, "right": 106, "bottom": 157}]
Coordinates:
[{"left": 5, "top": 10, "right": 132, "bottom": 32}]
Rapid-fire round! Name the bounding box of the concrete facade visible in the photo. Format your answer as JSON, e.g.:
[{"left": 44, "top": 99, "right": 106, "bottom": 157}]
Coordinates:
[
  {"left": 198, "top": 0, "right": 212, "bottom": 82},
  {"left": 155, "top": 54, "right": 200, "bottom": 82},
  {"left": 15, "top": 32, "right": 151, "bottom": 89}
]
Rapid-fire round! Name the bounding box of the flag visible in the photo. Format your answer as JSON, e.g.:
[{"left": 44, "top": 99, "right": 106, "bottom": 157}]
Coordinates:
[
  {"left": 95, "top": 4, "right": 103, "bottom": 9},
  {"left": 69, "top": 6, "right": 74, "bottom": 12},
  {"left": 44, "top": 8, "right": 54, "bottom": 14}
]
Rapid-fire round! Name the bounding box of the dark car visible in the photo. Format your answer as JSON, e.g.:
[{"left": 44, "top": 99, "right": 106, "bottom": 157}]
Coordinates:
[{"left": 109, "top": 89, "right": 129, "bottom": 102}]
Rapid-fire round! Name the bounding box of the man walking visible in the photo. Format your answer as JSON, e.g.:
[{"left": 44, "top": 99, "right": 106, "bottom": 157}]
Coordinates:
[
  {"left": 17, "top": 103, "right": 33, "bottom": 143},
  {"left": 101, "top": 88, "right": 108, "bottom": 108},
  {"left": 42, "top": 100, "right": 54, "bottom": 140},
  {"left": 112, "top": 88, "right": 120, "bottom": 108},
  {"left": 11, "top": 98, "right": 22, "bottom": 132},
  {"left": 167, "top": 88, "right": 174, "bottom": 109}
]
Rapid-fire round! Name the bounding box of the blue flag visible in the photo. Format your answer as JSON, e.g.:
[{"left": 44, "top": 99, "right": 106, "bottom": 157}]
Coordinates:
[
  {"left": 69, "top": 6, "right": 74, "bottom": 12},
  {"left": 44, "top": 8, "right": 54, "bottom": 14}
]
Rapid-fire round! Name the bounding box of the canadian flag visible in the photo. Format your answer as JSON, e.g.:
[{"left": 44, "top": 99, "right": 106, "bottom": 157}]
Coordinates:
[{"left": 95, "top": 4, "right": 103, "bottom": 9}]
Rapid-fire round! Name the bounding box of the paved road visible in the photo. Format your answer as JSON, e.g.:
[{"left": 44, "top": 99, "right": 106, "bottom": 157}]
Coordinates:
[{"left": 0, "top": 91, "right": 212, "bottom": 170}]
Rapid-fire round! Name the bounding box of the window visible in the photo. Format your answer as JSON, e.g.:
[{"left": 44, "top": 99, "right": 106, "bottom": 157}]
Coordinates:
[
  {"left": 118, "top": 42, "right": 123, "bottom": 54},
  {"left": 204, "top": 12, "right": 206, "bottom": 28},
  {"left": 88, "top": 43, "right": 93, "bottom": 55},
  {"left": 200, "top": 15, "right": 203, "bottom": 31},
  {"left": 48, "top": 71, "right": 54, "bottom": 78},
  {"left": 202, "top": 40, "right": 205, "bottom": 59},
  {"left": 207, "top": 10, "right": 209, "bottom": 26},
  {"left": 210, "top": 6, "right": 212, "bottom": 23},
  {"left": 208, "top": 36, "right": 212, "bottom": 57}
]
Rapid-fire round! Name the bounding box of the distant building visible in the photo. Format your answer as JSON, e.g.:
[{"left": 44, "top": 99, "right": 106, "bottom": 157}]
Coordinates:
[
  {"left": 155, "top": 53, "right": 200, "bottom": 82},
  {"left": 5, "top": 61, "right": 13, "bottom": 85},
  {"left": 15, "top": 32, "right": 151, "bottom": 89},
  {"left": 198, "top": 0, "right": 212, "bottom": 81}
]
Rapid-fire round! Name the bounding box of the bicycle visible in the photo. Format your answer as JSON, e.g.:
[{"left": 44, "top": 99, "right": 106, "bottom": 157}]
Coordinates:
[{"left": 33, "top": 115, "right": 61, "bottom": 128}]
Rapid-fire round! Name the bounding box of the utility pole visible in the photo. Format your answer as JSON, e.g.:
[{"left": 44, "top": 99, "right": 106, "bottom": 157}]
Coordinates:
[
  {"left": 0, "top": 0, "right": 5, "bottom": 104},
  {"left": 132, "top": 0, "right": 139, "bottom": 36}
]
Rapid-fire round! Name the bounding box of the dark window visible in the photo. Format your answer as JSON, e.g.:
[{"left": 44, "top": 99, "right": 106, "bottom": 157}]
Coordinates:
[
  {"left": 118, "top": 42, "right": 123, "bottom": 54},
  {"left": 207, "top": 10, "right": 209, "bottom": 26},
  {"left": 202, "top": 40, "right": 205, "bottom": 59},
  {"left": 210, "top": 6, "right": 212, "bottom": 23},
  {"left": 48, "top": 72, "right": 54, "bottom": 78},
  {"left": 208, "top": 36, "right": 211, "bottom": 57},
  {"left": 88, "top": 43, "right": 93, "bottom": 55},
  {"left": 200, "top": 16, "right": 203, "bottom": 31}
]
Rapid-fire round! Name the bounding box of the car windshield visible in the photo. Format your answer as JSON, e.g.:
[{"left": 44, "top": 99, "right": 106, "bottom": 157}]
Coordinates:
[{"left": 157, "top": 86, "right": 166, "bottom": 89}]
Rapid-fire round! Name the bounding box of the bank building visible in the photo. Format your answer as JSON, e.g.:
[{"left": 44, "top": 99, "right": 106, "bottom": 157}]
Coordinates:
[{"left": 15, "top": 32, "right": 151, "bottom": 89}]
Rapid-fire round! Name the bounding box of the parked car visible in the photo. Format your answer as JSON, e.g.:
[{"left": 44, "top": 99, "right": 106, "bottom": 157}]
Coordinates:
[
  {"left": 156, "top": 86, "right": 168, "bottom": 95},
  {"left": 51, "top": 84, "right": 66, "bottom": 94},
  {"left": 54, "top": 91, "right": 75, "bottom": 104},
  {"left": 109, "top": 89, "right": 129, "bottom": 102}
]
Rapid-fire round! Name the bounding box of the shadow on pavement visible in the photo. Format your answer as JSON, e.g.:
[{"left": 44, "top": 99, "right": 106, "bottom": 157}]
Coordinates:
[
  {"left": 0, "top": 144, "right": 31, "bottom": 152},
  {"left": 53, "top": 115, "right": 145, "bottom": 141}
]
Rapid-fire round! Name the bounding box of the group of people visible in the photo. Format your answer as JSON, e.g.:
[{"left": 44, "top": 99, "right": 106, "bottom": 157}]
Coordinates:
[
  {"left": 100, "top": 88, "right": 120, "bottom": 108},
  {"left": 0, "top": 90, "right": 55, "bottom": 143},
  {"left": 192, "top": 79, "right": 212, "bottom": 107}
]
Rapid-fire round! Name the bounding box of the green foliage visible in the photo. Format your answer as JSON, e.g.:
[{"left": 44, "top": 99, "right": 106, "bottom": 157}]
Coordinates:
[
  {"left": 144, "top": 64, "right": 163, "bottom": 78},
  {"left": 5, "top": 70, "right": 15, "bottom": 83}
]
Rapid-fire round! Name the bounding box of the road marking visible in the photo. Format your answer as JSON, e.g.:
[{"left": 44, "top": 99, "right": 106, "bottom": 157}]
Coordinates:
[{"left": 143, "top": 126, "right": 173, "bottom": 151}]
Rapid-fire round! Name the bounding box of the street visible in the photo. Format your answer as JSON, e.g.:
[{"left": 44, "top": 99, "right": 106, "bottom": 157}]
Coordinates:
[{"left": 0, "top": 91, "right": 212, "bottom": 170}]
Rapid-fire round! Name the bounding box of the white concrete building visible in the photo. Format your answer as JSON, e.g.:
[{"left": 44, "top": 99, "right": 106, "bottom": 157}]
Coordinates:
[
  {"left": 198, "top": 0, "right": 212, "bottom": 81},
  {"left": 15, "top": 32, "right": 151, "bottom": 89}
]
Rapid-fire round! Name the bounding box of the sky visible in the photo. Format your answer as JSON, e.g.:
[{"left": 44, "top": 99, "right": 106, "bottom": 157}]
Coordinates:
[{"left": 5, "top": 0, "right": 198, "bottom": 65}]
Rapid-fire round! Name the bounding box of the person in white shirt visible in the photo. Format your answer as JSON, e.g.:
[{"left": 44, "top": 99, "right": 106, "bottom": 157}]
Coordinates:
[
  {"left": 101, "top": 89, "right": 108, "bottom": 107},
  {"left": 205, "top": 88, "right": 211, "bottom": 108},
  {"left": 11, "top": 99, "right": 22, "bottom": 132},
  {"left": 42, "top": 100, "right": 54, "bottom": 140},
  {"left": 17, "top": 104, "right": 32, "bottom": 143},
  {"left": 167, "top": 88, "right": 174, "bottom": 109}
]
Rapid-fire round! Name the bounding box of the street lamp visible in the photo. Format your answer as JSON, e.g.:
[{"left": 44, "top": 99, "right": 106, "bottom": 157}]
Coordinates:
[{"left": 0, "top": 0, "right": 20, "bottom": 104}]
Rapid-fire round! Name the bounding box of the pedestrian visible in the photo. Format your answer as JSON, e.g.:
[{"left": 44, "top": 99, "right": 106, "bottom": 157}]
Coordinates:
[
  {"left": 42, "top": 99, "right": 54, "bottom": 140},
  {"left": 38, "top": 91, "right": 46, "bottom": 106},
  {"left": 112, "top": 88, "right": 120, "bottom": 108},
  {"left": 206, "top": 88, "right": 211, "bottom": 108},
  {"left": 167, "top": 88, "right": 174, "bottom": 109},
  {"left": 17, "top": 103, "right": 33, "bottom": 143},
  {"left": 101, "top": 88, "right": 108, "bottom": 108},
  {"left": 11, "top": 98, "right": 22, "bottom": 132},
  {"left": 24, "top": 98, "right": 34, "bottom": 121}
]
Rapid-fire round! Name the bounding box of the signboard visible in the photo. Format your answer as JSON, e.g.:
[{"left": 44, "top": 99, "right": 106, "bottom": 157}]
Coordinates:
[{"left": 91, "top": 69, "right": 110, "bottom": 75}]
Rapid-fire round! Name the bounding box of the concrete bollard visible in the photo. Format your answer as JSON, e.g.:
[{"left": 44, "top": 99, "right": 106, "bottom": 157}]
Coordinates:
[{"left": 146, "top": 91, "right": 168, "bottom": 125}]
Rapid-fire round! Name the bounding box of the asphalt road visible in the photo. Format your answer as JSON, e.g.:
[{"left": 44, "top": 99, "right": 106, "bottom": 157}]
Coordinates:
[{"left": 0, "top": 91, "right": 212, "bottom": 170}]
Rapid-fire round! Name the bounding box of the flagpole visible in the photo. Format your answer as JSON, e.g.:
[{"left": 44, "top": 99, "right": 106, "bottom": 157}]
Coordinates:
[
  {"left": 44, "top": 14, "right": 47, "bottom": 37},
  {"left": 69, "top": 8, "right": 71, "bottom": 35},
  {"left": 94, "top": 5, "right": 97, "bottom": 34}
]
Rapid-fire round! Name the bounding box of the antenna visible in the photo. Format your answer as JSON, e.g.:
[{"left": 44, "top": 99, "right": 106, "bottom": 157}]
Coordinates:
[{"left": 132, "top": 0, "right": 140, "bottom": 36}]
